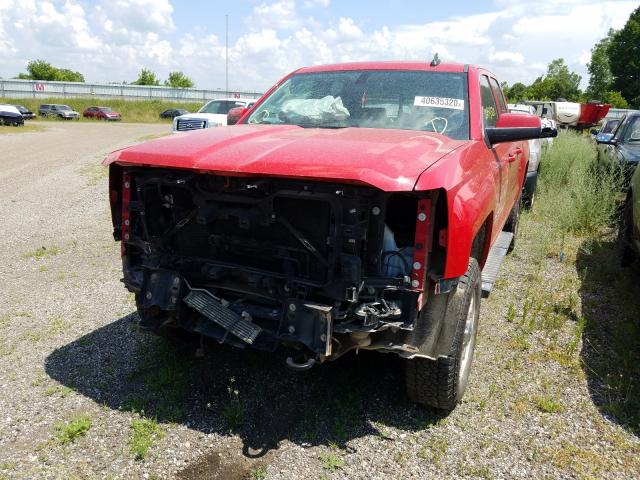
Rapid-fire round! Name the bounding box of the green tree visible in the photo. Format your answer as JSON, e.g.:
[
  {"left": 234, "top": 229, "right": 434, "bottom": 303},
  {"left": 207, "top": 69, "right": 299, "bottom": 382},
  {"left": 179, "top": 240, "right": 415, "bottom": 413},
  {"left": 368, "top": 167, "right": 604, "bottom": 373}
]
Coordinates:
[
  {"left": 132, "top": 68, "right": 160, "bottom": 86},
  {"left": 525, "top": 59, "right": 582, "bottom": 101},
  {"left": 15, "top": 59, "right": 84, "bottom": 82},
  {"left": 601, "top": 90, "right": 629, "bottom": 108},
  {"left": 164, "top": 71, "right": 195, "bottom": 88},
  {"left": 608, "top": 6, "right": 640, "bottom": 107},
  {"left": 586, "top": 30, "right": 614, "bottom": 101},
  {"left": 56, "top": 68, "right": 85, "bottom": 82},
  {"left": 506, "top": 82, "right": 528, "bottom": 103}
]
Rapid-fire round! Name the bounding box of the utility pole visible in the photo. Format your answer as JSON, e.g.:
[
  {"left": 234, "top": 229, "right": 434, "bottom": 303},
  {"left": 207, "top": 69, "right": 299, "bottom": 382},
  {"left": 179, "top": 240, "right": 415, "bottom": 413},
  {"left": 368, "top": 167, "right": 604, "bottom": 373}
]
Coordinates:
[{"left": 225, "top": 14, "right": 229, "bottom": 95}]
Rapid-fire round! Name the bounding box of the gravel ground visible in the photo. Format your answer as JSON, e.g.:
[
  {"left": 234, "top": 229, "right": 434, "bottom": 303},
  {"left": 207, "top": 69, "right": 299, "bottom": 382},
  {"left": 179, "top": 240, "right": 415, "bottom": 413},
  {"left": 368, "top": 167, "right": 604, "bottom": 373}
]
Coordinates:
[{"left": 0, "top": 122, "right": 638, "bottom": 480}]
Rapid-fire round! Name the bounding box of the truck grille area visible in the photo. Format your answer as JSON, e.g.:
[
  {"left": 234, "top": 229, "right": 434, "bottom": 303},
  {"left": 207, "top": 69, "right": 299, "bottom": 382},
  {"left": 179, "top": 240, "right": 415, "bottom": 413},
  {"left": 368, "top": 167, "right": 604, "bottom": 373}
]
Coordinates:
[
  {"left": 124, "top": 169, "right": 382, "bottom": 287},
  {"left": 117, "top": 167, "right": 422, "bottom": 355},
  {"left": 176, "top": 118, "right": 207, "bottom": 131}
]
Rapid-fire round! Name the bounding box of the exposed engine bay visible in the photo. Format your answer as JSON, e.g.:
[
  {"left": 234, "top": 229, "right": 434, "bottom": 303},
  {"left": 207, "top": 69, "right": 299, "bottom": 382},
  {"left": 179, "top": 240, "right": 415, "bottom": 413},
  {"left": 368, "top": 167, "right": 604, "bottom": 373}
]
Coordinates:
[{"left": 110, "top": 166, "right": 448, "bottom": 364}]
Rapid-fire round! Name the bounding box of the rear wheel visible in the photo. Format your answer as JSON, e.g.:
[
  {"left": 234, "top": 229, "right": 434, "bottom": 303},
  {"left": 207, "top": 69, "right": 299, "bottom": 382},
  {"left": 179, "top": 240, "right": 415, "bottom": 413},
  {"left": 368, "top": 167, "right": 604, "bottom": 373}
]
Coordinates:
[{"left": 404, "top": 258, "right": 481, "bottom": 411}]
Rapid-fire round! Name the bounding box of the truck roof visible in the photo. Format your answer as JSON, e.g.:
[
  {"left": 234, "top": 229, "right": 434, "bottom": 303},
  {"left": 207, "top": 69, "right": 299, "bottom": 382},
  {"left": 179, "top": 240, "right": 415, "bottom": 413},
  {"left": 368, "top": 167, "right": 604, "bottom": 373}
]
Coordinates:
[{"left": 296, "top": 60, "right": 469, "bottom": 74}]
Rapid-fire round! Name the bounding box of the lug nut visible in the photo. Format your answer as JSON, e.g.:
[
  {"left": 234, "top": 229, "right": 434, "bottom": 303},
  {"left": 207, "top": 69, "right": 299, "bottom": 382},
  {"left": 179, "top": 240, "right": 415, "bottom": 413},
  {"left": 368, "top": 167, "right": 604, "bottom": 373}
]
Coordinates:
[
  {"left": 289, "top": 303, "right": 296, "bottom": 312},
  {"left": 411, "top": 279, "right": 420, "bottom": 288},
  {"left": 146, "top": 291, "right": 152, "bottom": 299},
  {"left": 372, "top": 206, "right": 381, "bottom": 215},
  {"left": 413, "top": 261, "right": 421, "bottom": 270},
  {"left": 288, "top": 325, "right": 295, "bottom": 333},
  {"left": 417, "top": 212, "right": 427, "bottom": 222}
]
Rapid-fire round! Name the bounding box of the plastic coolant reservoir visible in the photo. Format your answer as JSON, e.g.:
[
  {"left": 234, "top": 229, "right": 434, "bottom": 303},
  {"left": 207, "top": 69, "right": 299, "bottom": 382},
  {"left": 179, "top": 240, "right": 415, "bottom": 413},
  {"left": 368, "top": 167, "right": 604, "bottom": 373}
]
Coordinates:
[{"left": 381, "top": 225, "right": 413, "bottom": 277}]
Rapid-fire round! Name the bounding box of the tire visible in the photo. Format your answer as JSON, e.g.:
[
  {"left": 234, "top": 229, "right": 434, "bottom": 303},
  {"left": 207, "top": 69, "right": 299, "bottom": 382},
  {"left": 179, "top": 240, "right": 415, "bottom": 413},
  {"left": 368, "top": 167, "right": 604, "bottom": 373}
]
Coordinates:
[
  {"left": 523, "top": 172, "right": 538, "bottom": 210},
  {"left": 504, "top": 191, "right": 522, "bottom": 252},
  {"left": 405, "top": 258, "right": 482, "bottom": 411},
  {"left": 618, "top": 196, "right": 637, "bottom": 266}
]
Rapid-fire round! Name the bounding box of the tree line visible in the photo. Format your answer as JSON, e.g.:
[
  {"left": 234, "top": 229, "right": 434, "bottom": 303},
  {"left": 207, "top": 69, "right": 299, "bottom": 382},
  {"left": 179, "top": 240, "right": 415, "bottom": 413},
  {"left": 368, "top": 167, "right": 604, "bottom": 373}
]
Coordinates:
[
  {"left": 502, "top": 5, "right": 639, "bottom": 108},
  {"left": 15, "top": 62, "right": 195, "bottom": 89}
]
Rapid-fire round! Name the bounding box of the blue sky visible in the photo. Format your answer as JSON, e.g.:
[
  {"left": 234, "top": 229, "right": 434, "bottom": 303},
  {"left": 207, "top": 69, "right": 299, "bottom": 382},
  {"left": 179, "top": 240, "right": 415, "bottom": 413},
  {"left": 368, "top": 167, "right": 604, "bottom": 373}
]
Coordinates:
[
  {"left": 172, "top": 0, "right": 496, "bottom": 41},
  {"left": 0, "top": 1, "right": 637, "bottom": 92}
]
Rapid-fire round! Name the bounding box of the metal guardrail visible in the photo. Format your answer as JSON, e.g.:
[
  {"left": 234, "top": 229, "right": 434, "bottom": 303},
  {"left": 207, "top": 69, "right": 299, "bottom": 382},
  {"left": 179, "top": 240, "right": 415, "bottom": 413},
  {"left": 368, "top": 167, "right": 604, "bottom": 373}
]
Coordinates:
[{"left": 0, "top": 79, "right": 262, "bottom": 102}]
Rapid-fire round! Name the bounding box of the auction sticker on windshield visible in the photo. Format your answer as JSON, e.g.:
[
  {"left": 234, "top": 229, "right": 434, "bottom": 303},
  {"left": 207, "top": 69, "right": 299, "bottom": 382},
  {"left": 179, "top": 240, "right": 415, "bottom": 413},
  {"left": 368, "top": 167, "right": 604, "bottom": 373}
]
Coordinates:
[{"left": 414, "top": 96, "right": 465, "bottom": 110}]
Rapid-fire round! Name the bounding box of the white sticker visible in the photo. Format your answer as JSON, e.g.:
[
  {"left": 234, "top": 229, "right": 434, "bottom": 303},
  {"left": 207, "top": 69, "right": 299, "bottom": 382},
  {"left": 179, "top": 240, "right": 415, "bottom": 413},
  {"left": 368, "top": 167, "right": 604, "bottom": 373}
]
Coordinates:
[{"left": 414, "top": 96, "right": 465, "bottom": 110}]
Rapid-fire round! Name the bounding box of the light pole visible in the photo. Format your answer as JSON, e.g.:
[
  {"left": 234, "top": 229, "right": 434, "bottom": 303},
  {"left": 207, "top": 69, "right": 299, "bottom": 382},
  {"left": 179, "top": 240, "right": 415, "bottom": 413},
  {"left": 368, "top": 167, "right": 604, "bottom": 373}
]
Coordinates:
[{"left": 225, "top": 14, "right": 229, "bottom": 95}]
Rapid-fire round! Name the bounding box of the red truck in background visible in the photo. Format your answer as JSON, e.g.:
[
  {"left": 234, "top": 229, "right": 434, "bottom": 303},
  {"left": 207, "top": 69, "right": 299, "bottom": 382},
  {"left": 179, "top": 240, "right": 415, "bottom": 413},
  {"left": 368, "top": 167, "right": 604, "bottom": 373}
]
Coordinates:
[{"left": 104, "top": 61, "right": 555, "bottom": 411}]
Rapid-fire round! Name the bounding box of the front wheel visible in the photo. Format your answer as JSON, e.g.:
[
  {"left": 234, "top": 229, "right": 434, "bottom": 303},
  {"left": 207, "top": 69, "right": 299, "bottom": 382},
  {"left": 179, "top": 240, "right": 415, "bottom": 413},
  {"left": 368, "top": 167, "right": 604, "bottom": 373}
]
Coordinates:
[{"left": 404, "top": 258, "right": 481, "bottom": 411}]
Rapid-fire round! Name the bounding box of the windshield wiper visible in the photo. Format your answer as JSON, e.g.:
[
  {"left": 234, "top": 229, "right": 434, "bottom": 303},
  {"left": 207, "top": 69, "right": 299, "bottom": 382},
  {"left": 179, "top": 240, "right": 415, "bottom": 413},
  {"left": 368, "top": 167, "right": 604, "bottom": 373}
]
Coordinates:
[{"left": 296, "top": 123, "right": 351, "bottom": 129}]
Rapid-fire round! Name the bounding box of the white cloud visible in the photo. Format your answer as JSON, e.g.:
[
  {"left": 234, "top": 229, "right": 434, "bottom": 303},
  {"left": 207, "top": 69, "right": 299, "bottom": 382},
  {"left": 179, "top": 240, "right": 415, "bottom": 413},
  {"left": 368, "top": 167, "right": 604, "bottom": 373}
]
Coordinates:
[
  {"left": 490, "top": 51, "right": 525, "bottom": 65},
  {"left": 304, "top": 0, "right": 330, "bottom": 7},
  {"left": 0, "top": 0, "right": 637, "bottom": 93}
]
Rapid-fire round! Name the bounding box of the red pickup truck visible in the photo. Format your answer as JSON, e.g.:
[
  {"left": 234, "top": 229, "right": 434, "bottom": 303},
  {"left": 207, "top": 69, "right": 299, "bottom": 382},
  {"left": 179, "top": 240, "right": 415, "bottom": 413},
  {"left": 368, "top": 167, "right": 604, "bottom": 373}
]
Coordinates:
[{"left": 104, "top": 61, "right": 553, "bottom": 411}]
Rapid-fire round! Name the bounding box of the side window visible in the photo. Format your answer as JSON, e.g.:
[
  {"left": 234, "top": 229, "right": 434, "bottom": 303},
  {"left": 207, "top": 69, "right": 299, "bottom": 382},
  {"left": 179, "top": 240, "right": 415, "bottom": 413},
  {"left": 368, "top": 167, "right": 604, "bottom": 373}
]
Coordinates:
[
  {"left": 489, "top": 77, "right": 507, "bottom": 113},
  {"left": 480, "top": 75, "right": 498, "bottom": 128},
  {"left": 613, "top": 116, "right": 627, "bottom": 141}
]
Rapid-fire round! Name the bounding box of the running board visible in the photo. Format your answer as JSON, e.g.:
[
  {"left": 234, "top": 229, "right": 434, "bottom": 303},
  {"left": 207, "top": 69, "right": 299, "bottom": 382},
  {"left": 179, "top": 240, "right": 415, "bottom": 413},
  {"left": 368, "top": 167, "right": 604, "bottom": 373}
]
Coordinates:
[
  {"left": 184, "top": 290, "right": 262, "bottom": 344},
  {"left": 481, "top": 231, "right": 513, "bottom": 298}
]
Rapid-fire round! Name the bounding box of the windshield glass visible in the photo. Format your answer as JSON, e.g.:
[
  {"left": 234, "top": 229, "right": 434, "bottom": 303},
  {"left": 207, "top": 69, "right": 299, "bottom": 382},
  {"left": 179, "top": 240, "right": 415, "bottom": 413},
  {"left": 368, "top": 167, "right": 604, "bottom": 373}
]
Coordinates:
[
  {"left": 57, "top": 105, "right": 71, "bottom": 111},
  {"left": 624, "top": 116, "right": 640, "bottom": 143},
  {"left": 246, "top": 70, "right": 470, "bottom": 139},
  {"left": 602, "top": 120, "right": 619, "bottom": 134},
  {"left": 199, "top": 100, "right": 246, "bottom": 114},
  {"left": 99, "top": 107, "right": 112, "bottom": 112}
]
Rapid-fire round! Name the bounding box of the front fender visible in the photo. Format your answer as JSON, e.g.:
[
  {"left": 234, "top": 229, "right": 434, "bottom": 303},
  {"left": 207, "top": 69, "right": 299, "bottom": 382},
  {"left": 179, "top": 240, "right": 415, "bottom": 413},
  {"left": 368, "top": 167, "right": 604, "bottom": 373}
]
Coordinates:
[{"left": 414, "top": 141, "right": 498, "bottom": 278}]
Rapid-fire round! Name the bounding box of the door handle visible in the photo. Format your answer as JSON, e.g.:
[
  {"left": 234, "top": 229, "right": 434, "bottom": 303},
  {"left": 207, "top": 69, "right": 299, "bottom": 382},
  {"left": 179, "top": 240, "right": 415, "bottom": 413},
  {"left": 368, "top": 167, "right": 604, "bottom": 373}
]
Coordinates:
[{"left": 507, "top": 147, "right": 523, "bottom": 162}]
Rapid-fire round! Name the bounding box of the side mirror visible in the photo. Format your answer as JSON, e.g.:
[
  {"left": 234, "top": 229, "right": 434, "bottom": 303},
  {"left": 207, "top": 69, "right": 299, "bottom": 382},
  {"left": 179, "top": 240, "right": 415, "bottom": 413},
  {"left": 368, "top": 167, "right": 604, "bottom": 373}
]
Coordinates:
[
  {"left": 227, "top": 107, "right": 248, "bottom": 125},
  {"left": 540, "top": 126, "right": 558, "bottom": 139},
  {"left": 486, "top": 113, "right": 543, "bottom": 145}
]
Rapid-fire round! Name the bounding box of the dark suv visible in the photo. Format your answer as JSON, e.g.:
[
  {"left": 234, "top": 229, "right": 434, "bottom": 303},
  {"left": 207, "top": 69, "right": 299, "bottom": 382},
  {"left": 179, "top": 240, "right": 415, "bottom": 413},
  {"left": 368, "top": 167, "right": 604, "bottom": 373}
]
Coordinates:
[{"left": 38, "top": 104, "right": 80, "bottom": 120}]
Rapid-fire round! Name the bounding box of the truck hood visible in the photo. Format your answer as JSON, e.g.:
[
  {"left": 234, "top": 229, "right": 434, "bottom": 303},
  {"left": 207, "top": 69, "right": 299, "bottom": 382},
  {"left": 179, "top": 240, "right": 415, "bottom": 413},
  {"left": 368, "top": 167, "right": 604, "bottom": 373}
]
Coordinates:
[
  {"left": 105, "top": 124, "right": 466, "bottom": 191},
  {"left": 176, "top": 113, "right": 228, "bottom": 125}
]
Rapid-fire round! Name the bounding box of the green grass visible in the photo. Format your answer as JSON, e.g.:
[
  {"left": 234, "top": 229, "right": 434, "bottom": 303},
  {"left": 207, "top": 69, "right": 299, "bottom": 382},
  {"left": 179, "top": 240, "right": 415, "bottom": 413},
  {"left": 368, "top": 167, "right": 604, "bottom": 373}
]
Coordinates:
[
  {"left": 250, "top": 466, "right": 268, "bottom": 480},
  {"left": 0, "top": 97, "right": 201, "bottom": 124},
  {"left": 129, "top": 418, "right": 164, "bottom": 460},
  {"left": 319, "top": 451, "right": 345, "bottom": 472},
  {"left": 54, "top": 415, "right": 92, "bottom": 444},
  {"left": 536, "top": 131, "right": 624, "bottom": 236},
  {"left": 23, "top": 246, "right": 61, "bottom": 260},
  {"left": 0, "top": 124, "right": 46, "bottom": 134},
  {"left": 534, "top": 395, "right": 564, "bottom": 413}
]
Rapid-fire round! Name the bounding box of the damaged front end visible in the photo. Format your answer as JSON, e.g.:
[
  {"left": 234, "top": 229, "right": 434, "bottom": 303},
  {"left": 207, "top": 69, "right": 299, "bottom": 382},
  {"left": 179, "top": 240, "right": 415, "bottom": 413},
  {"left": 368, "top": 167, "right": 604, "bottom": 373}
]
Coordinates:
[{"left": 109, "top": 165, "right": 449, "bottom": 365}]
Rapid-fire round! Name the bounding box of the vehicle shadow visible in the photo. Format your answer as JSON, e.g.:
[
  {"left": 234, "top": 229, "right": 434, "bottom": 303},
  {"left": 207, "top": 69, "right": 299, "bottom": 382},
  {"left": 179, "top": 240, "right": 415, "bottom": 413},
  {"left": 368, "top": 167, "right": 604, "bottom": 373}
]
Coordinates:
[
  {"left": 575, "top": 236, "right": 640, "bottom": 436},
  {"left": 44, "top": 313, "right": 445, "bottom": 459}
]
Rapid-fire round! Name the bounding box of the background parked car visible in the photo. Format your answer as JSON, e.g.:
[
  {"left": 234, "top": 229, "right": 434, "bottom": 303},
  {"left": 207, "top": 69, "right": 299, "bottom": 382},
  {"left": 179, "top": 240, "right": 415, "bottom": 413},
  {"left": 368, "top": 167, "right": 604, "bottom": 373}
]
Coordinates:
[
  {"left": 509, "top": 104, "right": 543, "bottom": 207},
  {"left": 172, "top": 98, "right": 253, "bottom": 132},
  {"left": 160, "top": 108, "right": 189, "bottom": 119},
  {"left": 591, "top": 117, "right": 621, "bottom": 143},
  {"left": 0, "top": 104, "right": 24, "bottom": 126},
  {"left": 619, "top": 164, "right": 640, "bottom": 266},
  {"left": 226, "top": 102, "right": 255, "bottom": 125},
  {"left": 13, "top": 105, "right": 35, "bottom": 120},
  {"left": 39, "top": 104, "right": 80, "bottom": 120},
  {"left": 83, "top": 106, "right": 122, "bottom": 121},
  {"left": 596, "top": 112, "right": 640, "bottom": 184}
]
